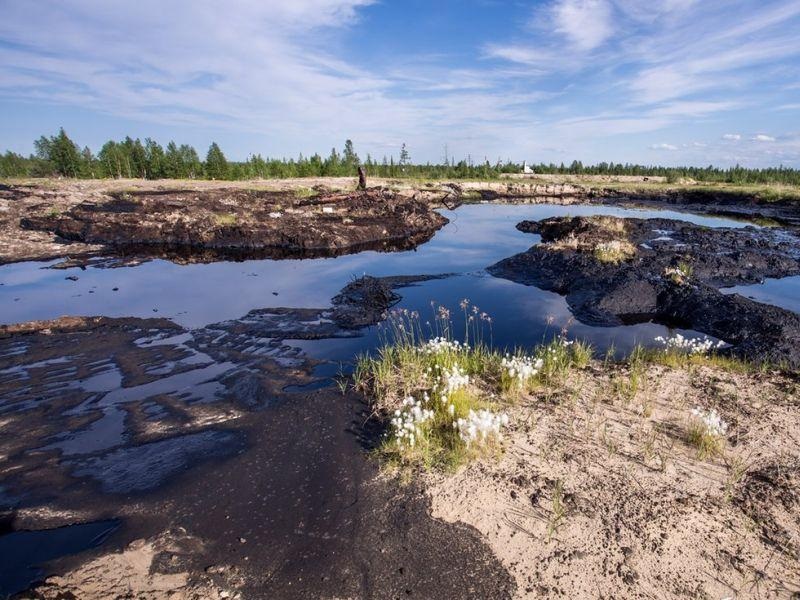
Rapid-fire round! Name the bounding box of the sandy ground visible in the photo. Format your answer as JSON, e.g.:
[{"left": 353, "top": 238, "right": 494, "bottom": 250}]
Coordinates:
[{"left": 427, "top": 362, "right": 800, "bottom": 599}]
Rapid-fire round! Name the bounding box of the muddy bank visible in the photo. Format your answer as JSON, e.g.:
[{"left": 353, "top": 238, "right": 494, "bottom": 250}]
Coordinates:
[
  {"left": 17, "top": 187, "right": 447, "bottom": 262},
  {"left": 0, "top": 276, "right": 512, "bottom": 599},
  {"left": 489, "top": 215, "right": 800, "bottom": 366}
]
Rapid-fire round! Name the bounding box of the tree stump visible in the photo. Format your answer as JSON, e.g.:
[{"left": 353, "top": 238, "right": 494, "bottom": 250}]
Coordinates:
[{"left": 357, "top": 166, "right": 367, "bottom": 191}]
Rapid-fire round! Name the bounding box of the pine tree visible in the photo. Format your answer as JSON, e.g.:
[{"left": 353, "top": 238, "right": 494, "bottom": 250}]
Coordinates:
[
  {"left": 399, "top": 143, "right": 410, "bottom": 166},
  {"left": 343, "top": 139, "right": 359, "bottom": 171}
]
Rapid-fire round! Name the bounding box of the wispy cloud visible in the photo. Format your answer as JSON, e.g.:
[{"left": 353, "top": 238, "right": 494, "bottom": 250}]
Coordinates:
[
  {"left": 552, "top": 0, "right": 613, "bottom": 51},
  {"left": 0, "top": 0, "right": 798, "bottom": 166}
]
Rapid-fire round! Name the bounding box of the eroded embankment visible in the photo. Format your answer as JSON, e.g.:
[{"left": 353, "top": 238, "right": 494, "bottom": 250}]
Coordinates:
[
  {"left": 18, "top": 187, "right": 447, "bottom": 259},
  {"left": 4, "top": 178, "right": 800, "bottom": 266},
  {"left": 0, "top": 182, "right": 450, "bottom": 264},
  {"left": 489, "top": 215, "right": 800, "bottom": 366},
  {"left": 0, "top": 275, "right": 514, "bottom": 599}
]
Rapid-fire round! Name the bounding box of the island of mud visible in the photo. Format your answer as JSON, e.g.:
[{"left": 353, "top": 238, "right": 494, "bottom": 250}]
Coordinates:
[
  {"left": 490, "top": 215, "right": 800, "bottom": 366},
  {"left": 1, "top": 182, "right": 449, "bottom": 264}
]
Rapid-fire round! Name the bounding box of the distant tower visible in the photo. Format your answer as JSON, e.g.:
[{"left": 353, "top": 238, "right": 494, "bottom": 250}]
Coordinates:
[{"left": 522, "top": 161, "right": 534, "bottom": 174}]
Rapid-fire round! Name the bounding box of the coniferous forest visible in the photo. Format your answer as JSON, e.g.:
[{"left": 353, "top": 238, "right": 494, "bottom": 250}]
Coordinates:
[{"left": 2, "top": 127, "right": 799, "bottom": 186}]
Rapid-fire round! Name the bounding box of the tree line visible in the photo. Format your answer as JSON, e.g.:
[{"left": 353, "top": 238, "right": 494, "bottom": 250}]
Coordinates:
[{"left": 1, "top": 128, "right": 799, "bottom": 186}]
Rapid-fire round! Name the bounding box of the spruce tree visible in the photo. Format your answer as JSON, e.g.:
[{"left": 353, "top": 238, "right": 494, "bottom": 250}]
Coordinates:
[{"left": 205, "top": 142, "right": 228, "bottom": 179}]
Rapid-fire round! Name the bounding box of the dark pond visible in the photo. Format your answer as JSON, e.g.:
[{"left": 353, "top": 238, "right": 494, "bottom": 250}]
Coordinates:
[{"left": 0, "top": 203, "right": 775, "bottom": 342}]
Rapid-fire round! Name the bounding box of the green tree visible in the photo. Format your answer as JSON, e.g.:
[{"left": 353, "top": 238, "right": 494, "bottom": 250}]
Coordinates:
[
  {"left": 144, "top": 138, "right": 165, "bottom": 179},
  {"left": 163, "top": 142, "right": 182, "bottom": 178},
  {"left": 343, "top": 139, "right": 359, "bottom": 172},
  {"left": 205, "top": 142, "right": 228, "bottom": 179},
  {"left": 34, "top": 128, "right": 83, "bottom": 177},
  {"left": 399, "top": 143, "right": 410, "bottom": 167},
  {"left": 180, "top": 144, "right": 202, "bottom": 178}
]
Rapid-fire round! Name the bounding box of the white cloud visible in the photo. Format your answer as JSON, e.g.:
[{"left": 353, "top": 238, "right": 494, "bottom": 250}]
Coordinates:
[
  {"left": 722, "top": 134, "right": 741, "bottom": 141},
  {"left": 752, "top": 134, "right": 776, "bottom": 142},
  {"left": 553, "top": 0, "right": 614, "bottom": 50},
  {"left": 649, "top": 143, "right": 678, "bottom": 150}
]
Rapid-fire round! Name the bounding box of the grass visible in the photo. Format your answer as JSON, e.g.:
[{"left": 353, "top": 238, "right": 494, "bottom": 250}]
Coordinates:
[
  {"left": 354, "top": 306, "right": 592, "bottom": 471},
  {"left": 547, "top": 479, "right": 566, "bottom": 540},
  {"left": 215, "top": 213, "right": 237, "bottom": 225},
  {"left": 687, "top": 419, "right": 726, "bottom": 459},
  {"left": 593, "top": 239, "right": 637, "bottom": 264},
  {"left": 665, "top": 260, "right": 694, "bottom": 285},
  {"left": 293, "top": 186, "right": 317, "bottom": 198}
]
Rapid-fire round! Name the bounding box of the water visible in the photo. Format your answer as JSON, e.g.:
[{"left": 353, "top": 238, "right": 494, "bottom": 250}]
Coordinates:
[
  {"left": 0, "top": 519, "right": 120, "bottom": 598},
  {"left": 0, "top": 203, "right": 762, "bottom": 331},
  {"left": 722, "top": 275, "right": 800, "bottom": 314}
]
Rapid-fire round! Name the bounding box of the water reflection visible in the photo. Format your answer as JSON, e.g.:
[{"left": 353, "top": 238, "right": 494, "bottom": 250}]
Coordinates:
[{"left": 0, "top": 203, "right": 792, "bottom": 362}]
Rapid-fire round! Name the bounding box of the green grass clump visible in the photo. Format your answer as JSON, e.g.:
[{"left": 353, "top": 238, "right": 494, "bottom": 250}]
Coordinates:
[
  {"left": 687, "top": 419, "right": 726, "bottom": 459},
  {"left": 354, "top": 305, "right": 592, "bottom": 471},
  {"left": 293, "top": 186, "right": 317, "bottom": 198},
  {"left": 592, "top": 240, "right": 637, "bottom": 264}
]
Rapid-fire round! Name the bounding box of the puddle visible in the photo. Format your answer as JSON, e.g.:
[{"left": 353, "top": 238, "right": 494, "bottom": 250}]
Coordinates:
[
  {"left": 722, "top": 275, "right": 800, "bottom": 315},
  {"left": 68, "top": 430, "right": 243, "bottom": 494},
  {"left": 0, "top": 204, "right": 762, "bottom": 330},
  {"left": 282, "top": 361, "right": 346, "bottom": 393},
  {"left": 0, "top": 519, "right": 120, "bottom": 598}
]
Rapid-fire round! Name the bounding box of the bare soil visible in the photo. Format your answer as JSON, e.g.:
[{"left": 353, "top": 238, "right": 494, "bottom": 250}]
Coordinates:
[{"left": 427, "top": 362, "right": 800, "bottom": 599}]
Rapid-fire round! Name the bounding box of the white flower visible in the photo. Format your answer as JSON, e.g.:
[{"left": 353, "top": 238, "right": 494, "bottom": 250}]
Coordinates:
[
  {"left": 455, "top": 409, "right": 509, "bottom": 445},
  {"left": 690, "top": 406, "right": 728, "bottom": 437},
  {"left": 655, "top": 334, "right": 726, "bottom": 355},
  {"left": 441, "top": 364, "right": 469, "bottom": 393},
  {"left": 390, "top": 395, "right": 434, "bottom": 449},
  {"left": 500, "top": 355, "right": 543, "bottom": 387}
]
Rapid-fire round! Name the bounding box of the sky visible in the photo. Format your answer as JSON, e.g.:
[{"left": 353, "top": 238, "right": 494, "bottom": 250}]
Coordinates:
[{"left": 0, "top": 0, "right": 799, "bottom": 167}]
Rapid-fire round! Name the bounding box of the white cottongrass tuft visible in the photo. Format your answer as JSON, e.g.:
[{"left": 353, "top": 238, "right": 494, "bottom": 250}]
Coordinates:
[
  {"left": 501, "top": 354, "right": 543, "bottom": 386},
  {"left": 391, "top": 396, "right": 434, "bottom": 448},
  {"left": 422, "top": 337, "right": 465, "bottom": 354},
  {"left": 441, "top": 364, "right": 469, "bottom": 393},
  {"left": 655, "top": 333, "right": 725, "bottom": 355},
  {"left": 455, "top": 409, "right": 509, "bottom": 445},
  {"left": 690, "top": 406, "right": 728, "bottom": 437}
]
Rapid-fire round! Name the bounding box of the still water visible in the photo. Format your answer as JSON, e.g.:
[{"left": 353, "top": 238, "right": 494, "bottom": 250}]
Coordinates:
[{"left": 0, "top": 203, "right": 793, "bottom": 364}]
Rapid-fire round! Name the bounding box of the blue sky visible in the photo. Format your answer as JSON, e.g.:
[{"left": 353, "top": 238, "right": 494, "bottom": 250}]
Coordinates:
[{"left": 1, "top": 0, "right": 799, "bottom": 166}]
